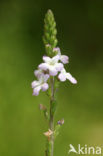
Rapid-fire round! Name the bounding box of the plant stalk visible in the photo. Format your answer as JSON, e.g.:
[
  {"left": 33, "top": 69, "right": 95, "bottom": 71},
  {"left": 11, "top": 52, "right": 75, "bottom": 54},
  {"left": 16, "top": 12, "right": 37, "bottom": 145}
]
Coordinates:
[{"left": 50, "top": 77, "right": 55, "bottom": 156}]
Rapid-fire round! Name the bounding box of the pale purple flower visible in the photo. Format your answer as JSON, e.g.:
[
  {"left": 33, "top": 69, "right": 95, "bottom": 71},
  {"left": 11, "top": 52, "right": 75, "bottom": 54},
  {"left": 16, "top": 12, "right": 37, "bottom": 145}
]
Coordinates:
[
  {"left": 60, "top": 55, "right": 69, "bottom": 64},
  {"left": 34, "top": 69, "right": 43, "bottom": 78},
  {"left": 31, "top": 74, "right": 49, "bottom": 96},
  {"left": 58, "top": 69, "right": 77, "bottom": 84},
  {"left": 38, "top": 55, "right": 64, "bottom": 76},
  {"left": 53, "top": 47, "right": 69, "bottom": 64}
]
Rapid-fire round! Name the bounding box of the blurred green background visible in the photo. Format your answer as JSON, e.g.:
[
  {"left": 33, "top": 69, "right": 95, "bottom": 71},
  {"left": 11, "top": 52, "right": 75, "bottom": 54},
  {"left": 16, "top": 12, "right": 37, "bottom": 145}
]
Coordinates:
[{"left": 0, "top": 0, "right": 103, "bottom": 156}]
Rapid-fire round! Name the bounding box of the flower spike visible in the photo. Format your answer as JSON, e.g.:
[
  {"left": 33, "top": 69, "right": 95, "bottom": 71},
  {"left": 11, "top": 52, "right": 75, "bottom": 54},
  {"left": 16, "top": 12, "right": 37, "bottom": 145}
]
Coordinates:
[{"left": 31, "top": 9, "right": 77, "bottom": 156}]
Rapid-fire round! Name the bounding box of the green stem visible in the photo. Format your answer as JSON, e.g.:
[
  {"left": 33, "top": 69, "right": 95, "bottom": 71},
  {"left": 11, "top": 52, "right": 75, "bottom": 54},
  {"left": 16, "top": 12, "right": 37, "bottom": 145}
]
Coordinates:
[{"left": 49, "top": 77, "right": 55, "bottom": 156}]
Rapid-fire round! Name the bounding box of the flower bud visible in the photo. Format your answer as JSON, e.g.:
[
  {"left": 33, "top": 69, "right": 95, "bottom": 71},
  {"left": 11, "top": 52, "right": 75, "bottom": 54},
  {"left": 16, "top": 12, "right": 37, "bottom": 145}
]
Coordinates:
[
  {"left": 57, "top": 119, "right": 64, "bottom": 125},
  {"left": 44, "top": 129, "right": 53, "bottom": 140},
  {"left": 39, "top": 104, "right": 46, "bottom": 110}
]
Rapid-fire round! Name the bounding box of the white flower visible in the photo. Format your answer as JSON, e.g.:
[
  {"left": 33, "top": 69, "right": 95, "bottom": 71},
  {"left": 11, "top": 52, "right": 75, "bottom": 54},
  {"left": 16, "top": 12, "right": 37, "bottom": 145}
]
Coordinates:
[
  {"left": 34, "top": 69, "right": 43, "bottom": 78},
  {"left": 58, "top": 69, "right": 77, "bottom": 84},
  {"left": 31, "top": 74, "right": 49, "bottom": 96},
  {"left": 53, "top": 47, "right": 69, "bottom": 64},
  {"left": 38, "top": 55, "right": 64, "bottom": 76}
]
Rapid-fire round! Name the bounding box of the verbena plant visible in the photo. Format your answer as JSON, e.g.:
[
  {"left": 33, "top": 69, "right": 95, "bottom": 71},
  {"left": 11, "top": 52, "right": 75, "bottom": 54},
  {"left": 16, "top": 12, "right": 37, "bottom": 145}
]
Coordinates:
[{"left": 31, "top": 9, "right": 77, "bottom": 156}]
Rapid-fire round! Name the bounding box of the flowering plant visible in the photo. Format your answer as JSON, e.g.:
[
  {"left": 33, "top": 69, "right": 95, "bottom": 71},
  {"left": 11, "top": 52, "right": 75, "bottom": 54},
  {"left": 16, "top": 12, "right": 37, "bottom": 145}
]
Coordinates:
[{"left": 31, "top": 10, "right": 77, "bottom": 156}]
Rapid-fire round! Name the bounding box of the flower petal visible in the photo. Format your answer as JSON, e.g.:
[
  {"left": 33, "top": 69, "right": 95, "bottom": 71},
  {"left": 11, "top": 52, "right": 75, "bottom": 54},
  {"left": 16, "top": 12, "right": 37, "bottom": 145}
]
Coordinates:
[
  {"left": 38, "top": 63, "right": 49, "bottom": 70},
  {"left": 31, "top": 81, "right": 40, "bottom": 88},
  {"left": 61, "top": 68, "right": 66, "bottom": 73},
  {"left": 34, "top": 69, "right": 43, "bottom": 78},
  {"left": 58, "top": 73, "right": 67, "bottom": 82},
  {"left": 43, "top": 74, "right": 49, "bottom": 82},
  {"left": 52, "top": 55, "right": 60, "bottom": 63},
  {"left": 41, "top": 83, "right": 49, "bottom": 91},
  {"left": 66, "top": 73, "right": 77, "bottom": 84},
  {"left": 60, "top": 55, "right": 69, "bottom": 64},
  {"left": 55, "top": 63, "right": 64, "bottom": 71},
  {"left": 33, "top": 86, "right": 41, "bottom": 96},
  {"left": 49, "top": 67, "right": 58, "bottom": 76},
  {"left": 43, "top": 56, "right": 51, "bottom": 63}
]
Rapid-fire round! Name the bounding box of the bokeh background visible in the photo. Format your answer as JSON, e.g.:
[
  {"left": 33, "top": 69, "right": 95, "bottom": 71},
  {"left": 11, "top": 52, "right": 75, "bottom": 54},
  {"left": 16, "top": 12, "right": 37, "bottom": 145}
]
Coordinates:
[{"left": 0, "top": 0, "right": 103, "bottom": 156}]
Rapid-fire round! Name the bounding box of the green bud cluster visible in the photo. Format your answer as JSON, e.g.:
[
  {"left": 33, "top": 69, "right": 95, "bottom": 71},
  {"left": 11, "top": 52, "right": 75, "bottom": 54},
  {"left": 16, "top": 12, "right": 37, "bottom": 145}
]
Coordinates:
[{"left": 43, "top": 10, "right": 58, "bottom": 56}]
